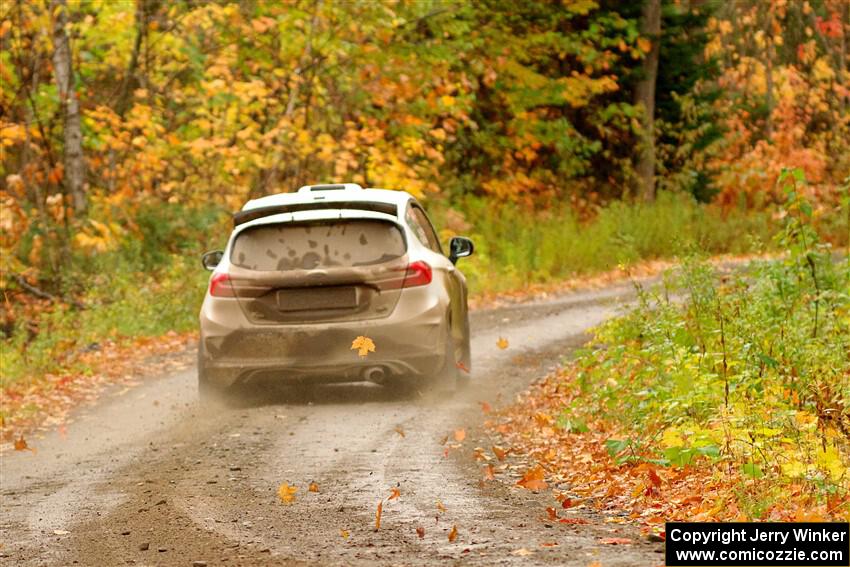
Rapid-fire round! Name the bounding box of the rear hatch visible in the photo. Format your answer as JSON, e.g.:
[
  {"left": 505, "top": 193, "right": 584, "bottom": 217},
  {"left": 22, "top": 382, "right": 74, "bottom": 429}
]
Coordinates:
[{"left": 225, "top": 217, "right": 410, "bottom": 324}]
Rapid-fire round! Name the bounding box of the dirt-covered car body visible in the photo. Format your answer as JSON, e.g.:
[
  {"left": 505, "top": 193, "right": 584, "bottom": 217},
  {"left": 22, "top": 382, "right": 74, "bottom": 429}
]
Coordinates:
[{"left": 198, "top": 184, "right": 473, "bottom": 398}]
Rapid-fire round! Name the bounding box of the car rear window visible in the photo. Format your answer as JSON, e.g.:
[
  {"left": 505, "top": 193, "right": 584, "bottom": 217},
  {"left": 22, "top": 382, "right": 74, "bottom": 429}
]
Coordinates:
[{"left": 230, "top": 219, "right": 406, "bottom": 271}]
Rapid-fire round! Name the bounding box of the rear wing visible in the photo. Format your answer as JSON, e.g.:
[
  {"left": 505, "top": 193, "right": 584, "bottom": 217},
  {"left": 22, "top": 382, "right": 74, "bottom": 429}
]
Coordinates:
[{"left": 233, "top": 201, "right": 399, "bottom": 227}]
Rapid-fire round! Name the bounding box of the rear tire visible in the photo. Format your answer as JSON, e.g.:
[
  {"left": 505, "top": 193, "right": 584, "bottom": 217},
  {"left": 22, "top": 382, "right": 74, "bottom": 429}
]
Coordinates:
[
  {"left": 436, "top": 327, "right": 467, "bottom": 393},
  {"left": 197, "top": 344, "right": 223, "bottom": 406}
]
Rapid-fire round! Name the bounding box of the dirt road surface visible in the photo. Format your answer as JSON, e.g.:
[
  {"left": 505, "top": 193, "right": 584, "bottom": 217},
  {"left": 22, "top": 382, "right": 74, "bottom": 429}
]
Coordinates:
[{"left": 1, "top": 284, "right": 664, "bottom": 566}]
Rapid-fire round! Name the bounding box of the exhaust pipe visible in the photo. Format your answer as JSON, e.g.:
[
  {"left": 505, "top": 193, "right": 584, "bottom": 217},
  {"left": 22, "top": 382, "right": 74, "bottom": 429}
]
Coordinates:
[{"left": 363, "top": 366, "right": 386, "bottom": 384}]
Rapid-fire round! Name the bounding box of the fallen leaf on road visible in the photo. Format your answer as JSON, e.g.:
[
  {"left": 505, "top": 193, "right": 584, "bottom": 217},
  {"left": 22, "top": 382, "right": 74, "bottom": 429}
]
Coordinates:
[
  {"left": 546, "top": 507, "right": 558, "bottom": 520},
  {"left": 479, "top": 401, "right": 492, "bottom": 414},
  {"left": 497, "top": 337, "right": 509, "bottom": 349},
  {"left": 436, "top": 500, "right": 446, "bottom": 513},
  {"left": 559, "top": 518, "right": 590, "bottom": 525},
  {"left": 308, "top": 481, "right": 319, "bottom": 493},
  {"left": 394, "top": 426, "right": 405, "bottom": 438},
  {"left": 511, "top": 548, "right": 533, "bottom": 556},
  {"left": 53, "top": 530, "right": 70, "bottom": 535},
  {"left": 439, "top": 435, "right": 449, "bottom": 445},
  {"left": 340, "top": 529, "right": 349, "bottom": 538},
  {"left": 540, "top": 542, "right": 558, "bottom": 547},
  {"left": 648, "top": 468, "right": 662, "bottom": 488},
  {"left": 388, "top": 487, "right": 400, "bottom": 500},
  {"left": 351, "top": 336, "right": 376, "bottom": 358},
  {"left": 599, "top": 537, "right": 633, "bottom": 545},
  {"left": 517, "top": 464, "right": 547, "bottom": 491},
  {"left": 454, "top": 428, "right": 466, "bottom": 442},
  {"left": 14, "top": 435, "right": 29, "bottom": 451},
  {"left": 416, "top": 526, "right": 425, "bottom": 538},
  {"left": 448, "top": 524, "right": 458, "bottom": 542},
  {"left": 375, "top": 501, "right": 383, "bottom": 531},
  {"left": 483, "top": 464, "right": 496, "bottom": 480},
  {"left": 277, "top": 483, "right": 297, "bottom": 503},
  {"left": 492, "top": 445, "right": 508, "bottom": 461}
]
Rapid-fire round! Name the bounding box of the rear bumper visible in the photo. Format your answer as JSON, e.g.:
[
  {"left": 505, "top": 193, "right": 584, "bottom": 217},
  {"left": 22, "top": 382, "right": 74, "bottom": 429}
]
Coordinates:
[{"left": 199, "top": 288, "right": 447, "bottom": 388}]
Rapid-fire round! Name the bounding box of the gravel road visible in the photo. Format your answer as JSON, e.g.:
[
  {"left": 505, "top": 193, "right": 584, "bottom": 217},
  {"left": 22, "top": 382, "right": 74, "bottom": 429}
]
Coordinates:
[{"left": 1, "top": 283, "right": 664, "bottom": 566}]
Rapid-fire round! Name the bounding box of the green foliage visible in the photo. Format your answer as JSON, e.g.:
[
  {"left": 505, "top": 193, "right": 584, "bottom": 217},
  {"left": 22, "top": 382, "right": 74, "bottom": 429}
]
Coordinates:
[
  {"left": 456, "top": 192, "right": 775, "bottom": 294},
  {"left": 559, "top": 169, "right": 850, "bottom": 515}
]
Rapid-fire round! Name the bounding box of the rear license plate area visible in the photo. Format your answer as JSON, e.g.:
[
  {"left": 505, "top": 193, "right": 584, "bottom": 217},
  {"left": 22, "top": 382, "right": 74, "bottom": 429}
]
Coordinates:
[{"left": 276, "top": 286, "right": 358, "bottom": 311}]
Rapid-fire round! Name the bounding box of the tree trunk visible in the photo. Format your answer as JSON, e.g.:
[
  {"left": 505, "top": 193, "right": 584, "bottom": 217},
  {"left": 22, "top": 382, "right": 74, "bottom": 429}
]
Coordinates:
[
  {"left": 51, "top": 0, "right": 86, "bottom": 213},
  {"left": 634, "top": 0, "right": 661, "bottom": 202}
]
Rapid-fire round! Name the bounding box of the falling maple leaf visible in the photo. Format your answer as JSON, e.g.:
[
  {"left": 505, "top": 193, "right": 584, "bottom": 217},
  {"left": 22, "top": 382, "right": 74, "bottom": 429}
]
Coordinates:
[
  {"left": 416, "top": 526, "right": 425, "bottom": 538},
  {"left": 448, "top": 524, "right": 458, "bottom": 542},
  {"left": 388, "top": 487, "right": 400, "bottom": 500},
  {"left": 647, "top": 468, "right": 662, "bottom": 488},
  {"left": 393, "top": 426, "right": 405, "bottom": 438},
  {"left": 496, "top": 336, "right": 509, "bottom": 349},
  {"left": 308, "top": 481, "right": 319, "bottom": 493},
  {"left": 375, "top": 501, "right": 383, "bottom": 531},
  {"left": 492, "top": 445, "right": 508, "bottom": 461},
  {"left": 454, "top": 428, "right": 466, "bottom": 442},
  {"left": 278, "top": 483, "right": 297, "bottom": 503},
  {"left": 351, "top": 335, "right": 376, "bottom": 358},
  {"left": 517, "top": 464, "right": 547, "bottom": 491}
]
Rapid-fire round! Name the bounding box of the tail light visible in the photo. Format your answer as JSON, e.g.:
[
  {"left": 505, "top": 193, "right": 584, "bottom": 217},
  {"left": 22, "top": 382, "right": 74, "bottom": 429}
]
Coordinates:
[
  {"left": 402, "top": 261, "right": 432, "bottom": 288},
  {"left": 209, "top": 273, "right": 236, "bottom": 297},
  {"left": 376, "top": 261, "right": 433, "bottom": 290}
]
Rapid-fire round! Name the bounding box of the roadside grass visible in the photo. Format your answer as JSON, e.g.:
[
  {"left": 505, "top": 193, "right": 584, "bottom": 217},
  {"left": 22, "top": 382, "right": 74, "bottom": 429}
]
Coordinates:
[
  {"left": 449, "top": 192, "right": 784, "bottom": 294},
  {"left": 493, "top": 174, "right": 850, "bottom": 524}
]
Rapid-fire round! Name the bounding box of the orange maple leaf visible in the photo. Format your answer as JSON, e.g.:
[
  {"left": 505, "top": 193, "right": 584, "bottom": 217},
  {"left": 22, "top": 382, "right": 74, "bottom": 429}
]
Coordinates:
[
  {"left": 483, "top": 464, "right": 496, "bottom": 480},
  {"left": 388, "top": 487, "right": 400, "bottom": 500},
  {"left": 375, "top": 501, "right": 383, "bottom": 531},
  {"left": 496, "top": 337, "right": 509, "bottom": 349},
  {"left": 308, "top": 481, "right": 319, "bottom": 493},
  {"left": 278, "top": 483, "right": 297, "bottom": 503},
  {"left": 492, "top": 445, "right": 508, "bottom": 461},
  {"left": 448, "top": 524, "right": 458, "bottom": 542},
  {"left": 517, "top": 464, "right": 547, "bottom": 491},
  {"left": 351, "top": 335, "right": 376, "bottom": 358}
]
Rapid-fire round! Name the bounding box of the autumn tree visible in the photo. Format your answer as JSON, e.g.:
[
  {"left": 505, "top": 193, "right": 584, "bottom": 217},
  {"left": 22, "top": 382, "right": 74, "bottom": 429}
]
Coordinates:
[{"left": 50, "top": 0, "right": 85, "bottom": 213}]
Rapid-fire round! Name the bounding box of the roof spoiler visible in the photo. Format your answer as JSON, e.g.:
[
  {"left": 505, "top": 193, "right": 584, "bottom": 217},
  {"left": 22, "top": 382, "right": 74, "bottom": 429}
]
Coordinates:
[
  {"left": 297, "top": 183, "right": 363, "bottom": 193},
  {"left": 232, "top": 201, "right": 398, "bottom": 227}
]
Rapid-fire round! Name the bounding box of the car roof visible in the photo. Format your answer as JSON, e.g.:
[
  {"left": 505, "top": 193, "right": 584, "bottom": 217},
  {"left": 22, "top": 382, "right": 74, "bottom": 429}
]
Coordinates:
[{"left": 242, "top": 184, "right": 415, "bottom": 212}]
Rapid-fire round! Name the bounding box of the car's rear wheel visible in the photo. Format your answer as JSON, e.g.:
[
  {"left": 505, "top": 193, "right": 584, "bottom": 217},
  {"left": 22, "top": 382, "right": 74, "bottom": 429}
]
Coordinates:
[
  {"left": 197, "top": 344, "right": 224, "bottom": 405},
  {"left": 436, "top": 325, "right": 468, "bottom": 392}
]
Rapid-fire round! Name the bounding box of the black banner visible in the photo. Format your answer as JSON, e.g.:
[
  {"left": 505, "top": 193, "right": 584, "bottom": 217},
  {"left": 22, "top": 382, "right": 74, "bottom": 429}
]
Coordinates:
[{"left": 666, "top": 522, "right": 850, "bottom": 566}]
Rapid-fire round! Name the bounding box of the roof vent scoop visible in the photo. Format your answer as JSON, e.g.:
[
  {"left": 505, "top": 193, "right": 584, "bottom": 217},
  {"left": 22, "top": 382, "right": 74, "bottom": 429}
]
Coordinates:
[{"left": 297, "top": 183, "right": 363, "bottom": 193}]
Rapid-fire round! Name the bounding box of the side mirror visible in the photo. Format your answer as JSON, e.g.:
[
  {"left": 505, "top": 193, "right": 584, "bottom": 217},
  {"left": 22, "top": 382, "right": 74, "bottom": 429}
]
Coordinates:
[
  {"left": 202, "top": 250, "right": 224, "bottom": 271},
  {"left": 448, "top": 236, "right": 474, "bottom": 265}
]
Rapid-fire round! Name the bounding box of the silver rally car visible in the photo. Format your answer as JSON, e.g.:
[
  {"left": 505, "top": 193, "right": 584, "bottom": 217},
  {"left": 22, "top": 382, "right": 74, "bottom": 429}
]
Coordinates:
[{"left": 198, "top": 183, "right": 474, "bottom": 400}]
